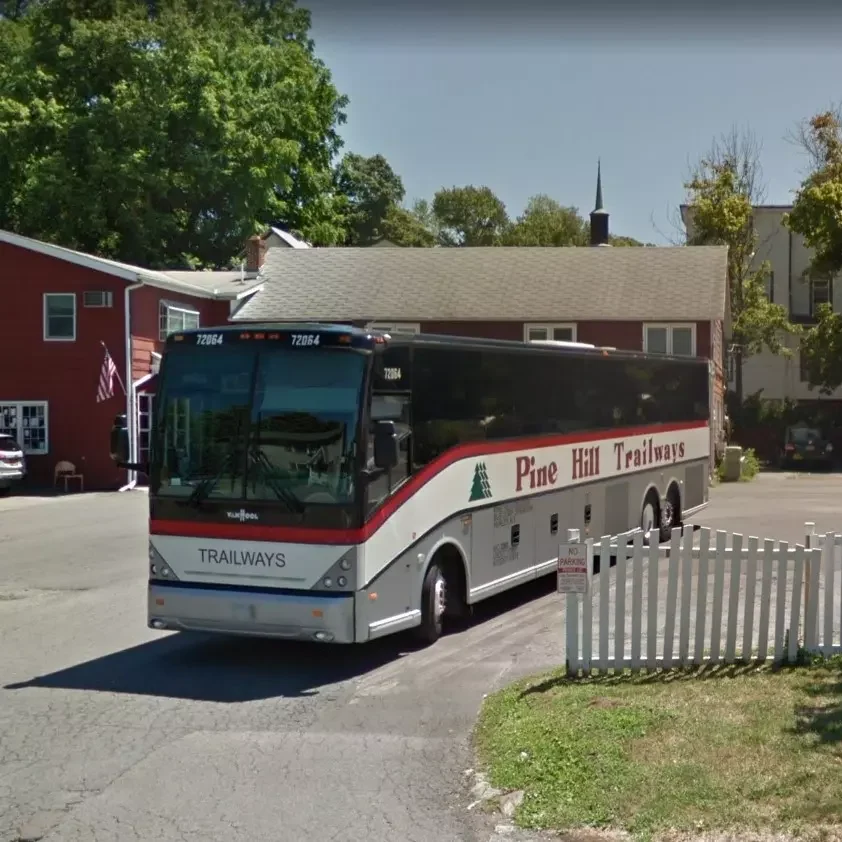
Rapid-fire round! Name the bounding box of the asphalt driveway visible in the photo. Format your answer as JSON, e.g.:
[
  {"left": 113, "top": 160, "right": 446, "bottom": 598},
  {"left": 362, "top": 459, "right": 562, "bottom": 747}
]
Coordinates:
[{"left": 1, "top": 473, "right": 840, "bottom": 842}]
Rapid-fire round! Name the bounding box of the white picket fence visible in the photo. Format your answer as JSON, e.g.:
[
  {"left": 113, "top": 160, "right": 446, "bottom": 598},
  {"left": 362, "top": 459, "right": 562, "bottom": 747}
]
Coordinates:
[{"left": 564, "top": 521, "right": 842, "bottom": 675}]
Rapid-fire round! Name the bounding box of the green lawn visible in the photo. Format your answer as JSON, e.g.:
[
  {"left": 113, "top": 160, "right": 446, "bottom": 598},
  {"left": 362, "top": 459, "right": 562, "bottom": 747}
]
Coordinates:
[{"left": 473, "top": 660, "right": 842, "bottom": 841}]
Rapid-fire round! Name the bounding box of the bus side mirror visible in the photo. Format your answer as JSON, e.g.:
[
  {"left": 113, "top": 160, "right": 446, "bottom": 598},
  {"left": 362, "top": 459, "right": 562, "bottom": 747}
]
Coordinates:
[
  {"left": 373, "top": 420, "right": 399, "bottom": 470},
  {"left": 110, "top": 414, "right": 130, "bottom": 466}
]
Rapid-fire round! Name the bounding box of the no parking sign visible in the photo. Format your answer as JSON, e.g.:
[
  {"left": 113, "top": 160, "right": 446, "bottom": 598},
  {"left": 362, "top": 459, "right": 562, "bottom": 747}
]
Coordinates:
[{"left": 557, "top": 541, "right": 589, "bottom": 594}]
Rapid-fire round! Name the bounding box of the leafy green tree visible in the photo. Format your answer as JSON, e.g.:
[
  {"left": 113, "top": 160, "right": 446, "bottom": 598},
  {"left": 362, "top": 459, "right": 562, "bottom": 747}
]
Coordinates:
[
  {"left": 787, "top": 111, "right": 842, "bottom": 393},
  {"left": 683, "top": 129, "right": 797, "bottom": 403},
  {"left": 408, "top": 198, "right": 442, "bottom": 243},
  {"left": 334, "top": 152, "right": 405, "bottom": 246},
  {"left": 381, "top": 205, "right": 436, "bottom": 247},
  {"left": 608, "top": 234, "right": 647, "bottom": 247},
  {"left": 504, "top": 195, "right": 588, "bottom": 246},
  {"left": 432, "top": 185, "right": 509, "bottom": 246},
  {"left": 0, "top": 0, "right": 348, "bottom": 268}
]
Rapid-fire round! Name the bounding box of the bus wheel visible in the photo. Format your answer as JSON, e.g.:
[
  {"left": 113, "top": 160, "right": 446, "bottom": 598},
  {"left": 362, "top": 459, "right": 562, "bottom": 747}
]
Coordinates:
[
  {"left": 659, "top": 485, "right": 682, "bottom": 544},
  {"left": 414, "top": 562, "right": 446, "bottom": 645},
  {"left": 640, "top": 494, "right": 659, "bottom": 545}
]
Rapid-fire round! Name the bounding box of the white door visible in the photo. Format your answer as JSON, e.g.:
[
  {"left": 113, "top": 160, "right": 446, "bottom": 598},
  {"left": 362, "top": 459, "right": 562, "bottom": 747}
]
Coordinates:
[{"left": 137, "top": 393, "right": 154, "bottom": 485}]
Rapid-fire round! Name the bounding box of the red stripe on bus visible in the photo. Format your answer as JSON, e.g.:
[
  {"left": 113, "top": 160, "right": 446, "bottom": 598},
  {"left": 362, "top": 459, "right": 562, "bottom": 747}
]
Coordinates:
[{"left": 150, "top": 419, "right": 709, "bottom": 545}]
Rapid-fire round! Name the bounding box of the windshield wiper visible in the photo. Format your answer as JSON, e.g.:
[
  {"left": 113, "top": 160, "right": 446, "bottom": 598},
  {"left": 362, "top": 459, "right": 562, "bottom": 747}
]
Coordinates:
[
  {"left": 248, "top": 447, "right": 305, "bottom": 513},
  {"left": 186, "top": 449, "right": 238, "bottom": 507}
]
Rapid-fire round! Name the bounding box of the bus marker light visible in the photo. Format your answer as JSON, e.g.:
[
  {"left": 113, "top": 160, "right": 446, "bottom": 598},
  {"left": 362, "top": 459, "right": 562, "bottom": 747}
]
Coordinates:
[
  {"left": 312, "top": 609, "right": 323, "bottom": 618},
  {"left": 369, "top": 593, "right": 378, "bottom": 601},
  {"left": 155, "top": 598, "right": 165, "bottom": 606}
]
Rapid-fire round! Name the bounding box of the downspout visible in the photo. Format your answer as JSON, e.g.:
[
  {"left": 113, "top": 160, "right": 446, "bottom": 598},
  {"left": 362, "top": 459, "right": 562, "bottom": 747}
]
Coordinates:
[{"left": 119, "top": 281, "right": 144, "bottom": 492}]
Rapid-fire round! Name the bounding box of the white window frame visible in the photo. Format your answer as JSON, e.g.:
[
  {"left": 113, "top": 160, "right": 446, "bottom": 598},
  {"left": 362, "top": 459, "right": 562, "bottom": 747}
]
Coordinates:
[
  {"left": 159, "top": 300, "right": 200, "bottom": 341},
  {"left": 43, "top": 293, "right": 77, "bottom": 342},
  {"left": 643, "top": 323, "right": 697, "bottom": 356},
  {"left": 366, "top": 322, "right": 421, "bottom": 335},
  {"left": 524, "top": 323, "right": 578, "bottom": 343},
  {"left": 0, "top": 401, "right": 49, "bottom": 455}
]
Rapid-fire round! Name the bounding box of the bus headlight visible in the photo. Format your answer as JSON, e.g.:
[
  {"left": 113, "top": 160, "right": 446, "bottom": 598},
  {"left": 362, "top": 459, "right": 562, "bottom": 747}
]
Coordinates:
[
  {"left": 149, "top": 542, "right": 180, "bottom": 581},
  {"left": 323, "top": 577, "right": 333, "bottom": 588},
  {"left": 337, "top": 576, "right": 347, "bottom": 587},
  {"left": 340, "top": 558, "right": 351, "bottom": 571}
]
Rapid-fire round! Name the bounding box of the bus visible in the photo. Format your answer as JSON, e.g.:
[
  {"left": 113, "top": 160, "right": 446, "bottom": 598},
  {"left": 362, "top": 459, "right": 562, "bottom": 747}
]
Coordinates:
[{"left": 109, "top": 323, "right": 711, "bottom": 646}]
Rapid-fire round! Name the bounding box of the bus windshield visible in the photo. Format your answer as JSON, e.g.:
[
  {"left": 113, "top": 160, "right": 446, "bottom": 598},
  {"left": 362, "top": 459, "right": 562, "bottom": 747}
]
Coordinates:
[{"left": 152, "top": 344, "right": 366, "bottom": 509}]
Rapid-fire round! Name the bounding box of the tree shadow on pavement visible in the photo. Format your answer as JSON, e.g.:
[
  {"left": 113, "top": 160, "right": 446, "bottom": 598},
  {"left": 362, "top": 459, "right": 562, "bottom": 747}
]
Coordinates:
[
  {"left": 4, "top": 573, "right": 567, "bottom": 703},
  {"left": 4, "top": 632, "right": 411, "bottom": 702}
]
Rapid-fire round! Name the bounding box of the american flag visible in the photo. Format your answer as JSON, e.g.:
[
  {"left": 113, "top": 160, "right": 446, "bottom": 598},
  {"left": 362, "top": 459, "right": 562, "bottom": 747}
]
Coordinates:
[{"left": 96, "top": 346, "right": 118, "bottom": 403}]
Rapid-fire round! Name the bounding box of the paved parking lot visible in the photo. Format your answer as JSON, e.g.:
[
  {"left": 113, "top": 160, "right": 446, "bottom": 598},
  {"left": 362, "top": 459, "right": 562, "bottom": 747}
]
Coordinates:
[
  {"left": 1, "top": 473, "right": 840, "bottom": 842},
  {"left": 687, "top": 470, "right": 842, "bottom": 544}
]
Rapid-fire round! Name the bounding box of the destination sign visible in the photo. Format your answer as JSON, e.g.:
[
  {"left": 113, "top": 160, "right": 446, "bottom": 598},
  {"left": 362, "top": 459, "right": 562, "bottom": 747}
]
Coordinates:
[{"left": 168, "top": 328, "right": 380, "bottom": 351}]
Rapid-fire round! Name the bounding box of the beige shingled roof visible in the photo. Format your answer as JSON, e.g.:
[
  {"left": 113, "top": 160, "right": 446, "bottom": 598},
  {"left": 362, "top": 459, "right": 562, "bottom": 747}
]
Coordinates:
[{"left": 231, "top": 245, "right": 728, "bottom": 323}]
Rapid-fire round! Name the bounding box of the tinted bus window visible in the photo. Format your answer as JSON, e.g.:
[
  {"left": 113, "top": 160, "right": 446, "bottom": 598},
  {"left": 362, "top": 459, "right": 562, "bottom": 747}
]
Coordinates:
[{"left": 410, "top": 344, "right": 709, "bottom": 469}]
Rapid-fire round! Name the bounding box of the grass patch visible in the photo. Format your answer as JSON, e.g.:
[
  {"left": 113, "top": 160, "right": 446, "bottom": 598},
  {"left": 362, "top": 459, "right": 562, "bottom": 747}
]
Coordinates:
[{"left": 474, "top": 658, "right": 842, "bottom": 841}]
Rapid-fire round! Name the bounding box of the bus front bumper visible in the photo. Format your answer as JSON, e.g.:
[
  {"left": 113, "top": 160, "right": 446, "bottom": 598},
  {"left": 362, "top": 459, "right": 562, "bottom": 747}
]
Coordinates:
[{"left": 147, "top": 582, "right": 356, "bottom": 643}]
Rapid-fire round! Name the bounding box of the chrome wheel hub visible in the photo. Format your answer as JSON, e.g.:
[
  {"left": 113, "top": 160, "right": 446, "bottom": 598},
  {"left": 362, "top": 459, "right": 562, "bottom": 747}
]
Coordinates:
[
  {"left": 642, "top": 502, "right": 656, "bottom": 537},
  {"left": 433, "top": 573, "right": 446, "bottom": 622}
]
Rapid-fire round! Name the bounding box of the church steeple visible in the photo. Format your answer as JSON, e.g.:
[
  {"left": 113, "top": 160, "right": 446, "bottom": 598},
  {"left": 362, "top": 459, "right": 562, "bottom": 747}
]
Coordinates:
[{"left": 590, "top": 160, "right": 610, "bottom": 246}]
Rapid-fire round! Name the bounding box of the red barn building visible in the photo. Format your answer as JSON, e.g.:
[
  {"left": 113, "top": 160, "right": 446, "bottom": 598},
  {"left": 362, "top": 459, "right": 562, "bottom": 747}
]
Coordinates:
[{"left": 0, "top": 230, "right": 265, "bottom": 490}]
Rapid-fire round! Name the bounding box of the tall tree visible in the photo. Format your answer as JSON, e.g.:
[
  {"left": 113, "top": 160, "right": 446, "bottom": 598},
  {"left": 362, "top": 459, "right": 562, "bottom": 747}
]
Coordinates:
[
  {"left": 334, "top": 152, "right": 405, "bottom": 246},
  {"left": 408, "top": 198, "right": 442, "bottom": 243},
  {"left": 787, "top": 110, "right": 842, "bottom": 393},
  {"left": 432, "top": 185, "right": 509, "bottom": 246},
  {"left": 608, "top": 234, "right": 647, "bottom": 247},
  {"left": 683, "top": 128, "right": 797, "bottom": 403},
  {"left": 504, "top": 195, "right": 588, "bottom": 246},
  {"left": 381, "top": 205, "right": 436, "bottom": 247},
  {"left": 0, "top": 0, "right": 348, "bottom": 268}
]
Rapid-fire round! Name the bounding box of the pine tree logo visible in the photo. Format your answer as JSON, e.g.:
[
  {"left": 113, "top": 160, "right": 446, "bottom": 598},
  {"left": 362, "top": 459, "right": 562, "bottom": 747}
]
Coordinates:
[{"left": 469, "top": 462, "right": 492, "bottom": 501}]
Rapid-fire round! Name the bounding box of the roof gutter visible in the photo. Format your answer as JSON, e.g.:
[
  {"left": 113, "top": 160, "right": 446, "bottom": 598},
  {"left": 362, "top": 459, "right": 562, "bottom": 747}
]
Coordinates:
[{"left": 119, "top": 280, "right": 144, "bottom": 492}]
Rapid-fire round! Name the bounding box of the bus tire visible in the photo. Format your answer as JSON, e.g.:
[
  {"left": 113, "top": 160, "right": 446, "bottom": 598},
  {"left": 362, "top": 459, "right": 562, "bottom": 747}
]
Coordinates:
[
  {"left": 414, "top": 561, "right": 446, "bottom": 646},
  {"left": 659, "top": 484, "right": 682, "bottom": 544}
]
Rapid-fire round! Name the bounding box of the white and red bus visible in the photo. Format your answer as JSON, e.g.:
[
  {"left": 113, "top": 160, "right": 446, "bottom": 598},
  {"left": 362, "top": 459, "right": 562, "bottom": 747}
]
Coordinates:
[{"left": 109, "top": 324, "right": 711, "bottom": 645}]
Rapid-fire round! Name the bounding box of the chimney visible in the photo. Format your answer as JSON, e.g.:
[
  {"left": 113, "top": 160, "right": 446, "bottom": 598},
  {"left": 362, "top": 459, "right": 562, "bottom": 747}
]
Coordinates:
[
  {"left": 589, "top": 160, "right": 610, "bottom": 247},
  {"left": 245, "top": 235, "right": 267, "bottom": 272}
]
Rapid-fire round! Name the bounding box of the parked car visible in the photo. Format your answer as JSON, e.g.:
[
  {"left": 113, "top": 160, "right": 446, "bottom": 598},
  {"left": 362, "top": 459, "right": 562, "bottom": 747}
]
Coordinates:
[
  {"left": 781, "top": 424, "right": 834, "bottom": 470},
  {"left": 0, "top": 434, "right": 25, "bottom": 495}
]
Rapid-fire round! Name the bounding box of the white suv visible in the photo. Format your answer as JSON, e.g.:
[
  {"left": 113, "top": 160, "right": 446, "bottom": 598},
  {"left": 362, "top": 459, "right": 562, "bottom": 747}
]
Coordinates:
[{"left": 0, "top": 434, "right": 25, "bottom": 496}]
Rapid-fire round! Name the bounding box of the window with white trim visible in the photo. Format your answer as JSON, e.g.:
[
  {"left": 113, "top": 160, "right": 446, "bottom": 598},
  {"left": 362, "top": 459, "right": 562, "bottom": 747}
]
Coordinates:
[
  {"left": 159, "top": 300, "right": 200, "bottom": 340},
  {"left": 643, "top": 323, "right": 696, "bottom": 356},
  {"left": 0, "top": 402, "right": 49, "bottom": 455},
  {"left": 366, "top": 322, "right": 421, "bottom": 335},
  {"left": 524, "top": 323, "right": 577, "bottom": 343},
  {"left": 43, "top": 293, "right": 77, "bottom": 341}
]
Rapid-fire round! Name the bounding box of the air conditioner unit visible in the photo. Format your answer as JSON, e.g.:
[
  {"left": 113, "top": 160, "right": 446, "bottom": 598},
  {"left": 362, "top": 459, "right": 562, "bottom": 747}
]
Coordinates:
[{"left": 83, "top": 291, "right": 113, "bottom": 308}]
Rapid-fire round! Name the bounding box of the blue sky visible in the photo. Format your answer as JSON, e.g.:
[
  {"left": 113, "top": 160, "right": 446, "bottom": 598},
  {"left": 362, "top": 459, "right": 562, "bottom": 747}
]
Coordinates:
[{"left": 304, "top": 3, "right": 842, "bottom": 244}]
